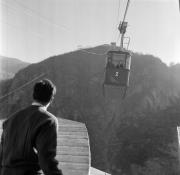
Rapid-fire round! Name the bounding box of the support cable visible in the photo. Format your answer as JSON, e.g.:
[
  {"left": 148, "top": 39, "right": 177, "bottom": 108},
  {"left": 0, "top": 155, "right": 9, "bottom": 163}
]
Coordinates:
[
  {"left": 79, "top": 49, "right": 109, "bottom": 56},
  {"left": 122, "top": 0, "right": 131, "bottom": 24}
]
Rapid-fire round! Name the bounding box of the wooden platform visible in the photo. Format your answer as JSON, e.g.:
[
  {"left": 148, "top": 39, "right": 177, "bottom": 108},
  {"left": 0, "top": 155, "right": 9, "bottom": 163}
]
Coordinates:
[
  {"left": 0, "top": 118, "right": 91, "bottom": 175},
  {"left": 90, "top": 167, "right": 111, "bottom": 175}
]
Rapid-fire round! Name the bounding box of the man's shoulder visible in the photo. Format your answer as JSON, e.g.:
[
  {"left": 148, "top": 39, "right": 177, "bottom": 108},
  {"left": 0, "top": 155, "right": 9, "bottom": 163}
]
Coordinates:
[{"left": 38, "top": 108, "right": 58, "bottom": 125}]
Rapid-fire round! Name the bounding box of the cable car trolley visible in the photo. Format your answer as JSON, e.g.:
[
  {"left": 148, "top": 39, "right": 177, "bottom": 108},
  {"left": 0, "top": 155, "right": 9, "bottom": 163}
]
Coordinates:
[{"left": 103, "top": 0, "right": 131, "bottom": 98}]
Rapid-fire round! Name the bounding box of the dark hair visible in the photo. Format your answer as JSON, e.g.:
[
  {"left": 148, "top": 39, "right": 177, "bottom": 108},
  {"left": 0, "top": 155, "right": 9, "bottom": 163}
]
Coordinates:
[{"left": 33, "top": 79, "right": 56, "bottom": 104}]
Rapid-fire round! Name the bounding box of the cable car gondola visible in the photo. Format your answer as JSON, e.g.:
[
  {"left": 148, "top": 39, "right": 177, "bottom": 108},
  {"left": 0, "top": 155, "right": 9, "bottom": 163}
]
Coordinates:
[
  {"left": 103, "top": 49, "right": 131, "bottom": 98},
  {"left": 104, "top": 50, "right": 131, "bottom": 87}
]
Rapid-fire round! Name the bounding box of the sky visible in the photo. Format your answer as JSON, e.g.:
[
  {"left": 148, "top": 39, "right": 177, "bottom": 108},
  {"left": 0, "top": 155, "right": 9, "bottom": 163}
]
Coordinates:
[{"left": 0, "top": 0, "right": 180, "bottom": 65}]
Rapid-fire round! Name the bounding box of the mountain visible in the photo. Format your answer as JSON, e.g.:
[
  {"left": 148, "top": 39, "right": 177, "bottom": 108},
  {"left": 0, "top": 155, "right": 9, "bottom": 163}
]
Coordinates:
[
  {"left": 1, "top": 45, "right": 180, "bottom": 174},
  {"left": 0, "top": 55, "right": 30, "bottom": 80}
]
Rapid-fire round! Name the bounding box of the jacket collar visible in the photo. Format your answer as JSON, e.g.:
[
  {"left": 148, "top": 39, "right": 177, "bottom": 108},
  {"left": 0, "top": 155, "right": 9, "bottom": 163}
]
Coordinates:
[{"left": 32, "top": 102, "right": 47, "bottom": 111}]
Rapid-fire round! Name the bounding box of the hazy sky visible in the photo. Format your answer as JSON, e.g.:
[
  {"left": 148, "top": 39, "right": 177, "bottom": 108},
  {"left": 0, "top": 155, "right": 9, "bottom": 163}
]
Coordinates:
[{"left": 0, "top": 0, "right": 180, "bottom": 64}]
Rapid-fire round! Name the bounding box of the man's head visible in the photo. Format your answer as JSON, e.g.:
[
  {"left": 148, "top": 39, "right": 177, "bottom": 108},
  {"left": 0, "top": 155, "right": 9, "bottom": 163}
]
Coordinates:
[{"left": 33, "top": 79, "right": 56, "bottom": 106}]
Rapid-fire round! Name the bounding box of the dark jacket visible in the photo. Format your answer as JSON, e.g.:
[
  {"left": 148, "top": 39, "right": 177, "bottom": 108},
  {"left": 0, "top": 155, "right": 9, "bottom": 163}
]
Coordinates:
[{"left": 0, "top": 105, "right": 63, "bottom": 175}]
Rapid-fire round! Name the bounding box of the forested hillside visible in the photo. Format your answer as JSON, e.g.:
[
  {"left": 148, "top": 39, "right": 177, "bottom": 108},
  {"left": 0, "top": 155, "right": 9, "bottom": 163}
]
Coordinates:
[
  {"left": 0, "top": 55, "right": 29, "bottom": 81},
  {"left": 1, "top": 45, "right": 180, "bottom": 174}
]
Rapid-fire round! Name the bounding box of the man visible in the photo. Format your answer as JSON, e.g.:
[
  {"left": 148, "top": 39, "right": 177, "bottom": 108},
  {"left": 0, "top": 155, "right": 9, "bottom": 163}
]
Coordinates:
[{"left": 0, "top": 79, "right": 63, "bottom": 175}]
